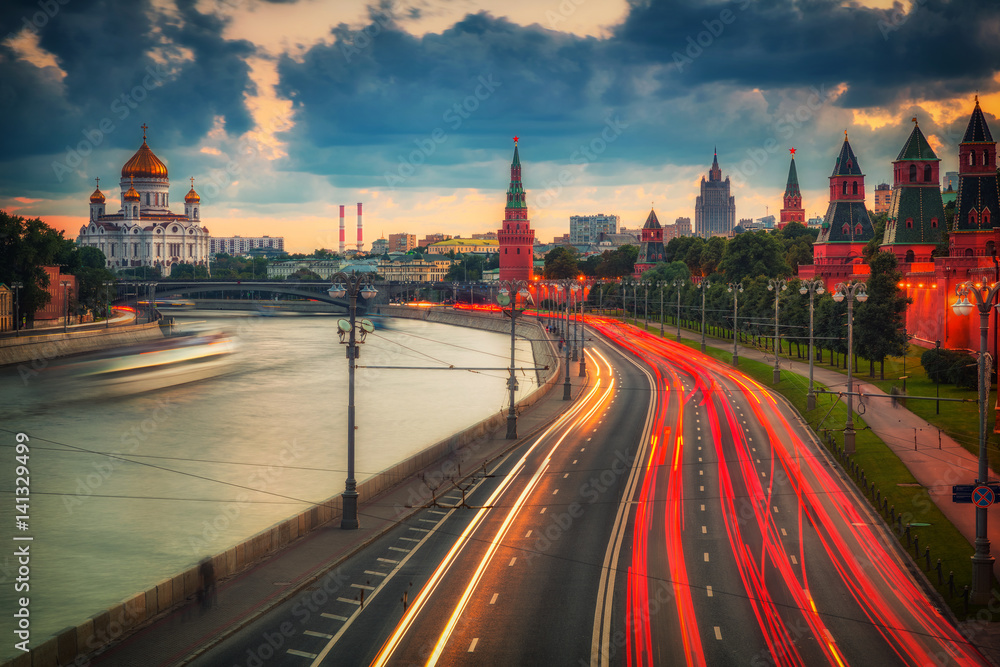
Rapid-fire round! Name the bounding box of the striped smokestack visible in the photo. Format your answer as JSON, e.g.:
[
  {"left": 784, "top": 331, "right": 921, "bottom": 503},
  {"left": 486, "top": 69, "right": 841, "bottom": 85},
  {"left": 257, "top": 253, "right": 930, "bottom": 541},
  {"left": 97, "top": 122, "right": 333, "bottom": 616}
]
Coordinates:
[
  {"left": 339, "top": 205, "right": 345, "bottom": 254},
  {"left": 357, "top": 202, "right": 363, "bottom": 251}
]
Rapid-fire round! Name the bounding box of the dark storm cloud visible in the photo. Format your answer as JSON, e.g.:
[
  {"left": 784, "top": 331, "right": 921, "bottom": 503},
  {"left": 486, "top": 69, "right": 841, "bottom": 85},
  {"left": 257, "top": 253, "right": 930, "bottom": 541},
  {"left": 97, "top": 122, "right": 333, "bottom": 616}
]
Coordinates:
[
  {"left": 0, "top": 0, "right": 255, "bottom": 194},
  {"left": 272, "top": 0, "right": 999, "bottom": 191},
  {"left": 617, "top": 0, "right": 1000, "bottom": 108}
]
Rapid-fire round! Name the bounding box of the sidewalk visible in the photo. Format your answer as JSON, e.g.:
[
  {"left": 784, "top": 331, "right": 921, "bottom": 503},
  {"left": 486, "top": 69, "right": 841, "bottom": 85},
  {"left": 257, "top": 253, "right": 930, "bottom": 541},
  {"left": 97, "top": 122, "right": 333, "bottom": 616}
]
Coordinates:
[
  {"left": 650, "top": 318, "right": 1000, "bottom": 582},
  {"left": 74, "top": 355, "right": 590, "bottom": 667}
]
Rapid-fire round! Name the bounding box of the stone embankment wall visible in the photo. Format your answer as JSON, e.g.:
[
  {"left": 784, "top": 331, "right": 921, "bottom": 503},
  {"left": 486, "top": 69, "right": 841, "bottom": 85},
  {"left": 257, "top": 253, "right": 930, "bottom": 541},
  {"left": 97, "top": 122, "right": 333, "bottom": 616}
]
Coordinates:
[
  {"left": 4, "top": 309, "right": 561, "bottom": 667},
  {"left": 0, "top": 323, "right": 163, "bottom": 368}
]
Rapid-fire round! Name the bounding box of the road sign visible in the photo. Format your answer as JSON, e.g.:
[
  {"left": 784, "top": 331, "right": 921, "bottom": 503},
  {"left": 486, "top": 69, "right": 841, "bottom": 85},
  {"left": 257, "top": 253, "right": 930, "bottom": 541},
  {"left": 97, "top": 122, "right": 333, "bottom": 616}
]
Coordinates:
[
  {"left": 953, "top": 484, "right": 975, "bottom": 503},
  {"left": 973, "top": 486, "right": 996, "bottom": 508}
]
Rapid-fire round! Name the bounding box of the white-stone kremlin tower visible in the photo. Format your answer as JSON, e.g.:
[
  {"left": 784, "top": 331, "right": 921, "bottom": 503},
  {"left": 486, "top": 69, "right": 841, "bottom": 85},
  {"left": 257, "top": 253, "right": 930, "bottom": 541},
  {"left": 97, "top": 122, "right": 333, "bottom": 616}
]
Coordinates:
[{"left": 76, "top": 125, "right": 210, "bottom": 276}]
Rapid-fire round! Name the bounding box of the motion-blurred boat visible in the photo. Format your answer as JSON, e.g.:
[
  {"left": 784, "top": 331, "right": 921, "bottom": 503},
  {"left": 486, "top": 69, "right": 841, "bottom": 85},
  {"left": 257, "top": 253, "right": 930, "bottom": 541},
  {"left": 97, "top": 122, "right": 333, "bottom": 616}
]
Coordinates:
[{"left": 40, "top": 331, "right": 237, "bottom": 398}]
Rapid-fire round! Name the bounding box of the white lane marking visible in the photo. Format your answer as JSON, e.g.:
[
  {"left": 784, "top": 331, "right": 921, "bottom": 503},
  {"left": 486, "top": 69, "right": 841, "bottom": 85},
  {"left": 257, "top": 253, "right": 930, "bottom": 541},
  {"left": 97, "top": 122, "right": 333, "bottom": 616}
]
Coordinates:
[
  {"left": 352, "top": 583, "right": 375, "bottom": 590},
  {"left": 573, "top": 459, "right": 578, "bottom": 464},
  {"left": 541, "top": 508, "right": 547, "bottom": 514},
  {"left": 756, "top": 458, "right": 760, "bottom": 463},
  {"left": 526, "top": 530, "right": 532, "bottom": 538},
  {"left": 714, "top": 627, "right": 722, "bottom": 640},
  {"left": 321, "top": 613, "right": 348, "bottom": 621},
  {"left": 289, "top": 649, "right": 319, "bottom": 658},
  {"left": 707, "top": 586, "right": 713, "bottom": 598},
  {"left": 490, "top": 593, "right": 499, "bottom": 605},
  {"left": 700, "top": 486, "right": 704, "bottom": 491},
  {"left": 699, "top": 470, "right": 703, "bottom": 476},
  {"left": 429, "top": 510, "right": 448, "bottom": 515},
  {"left": 553, "top": 489, "right": 559, "bottom": 495},
  {"left": 773, "top": 506, "right": 779, "bottom": 513},
  {"left": 365, "top": 570, "right": 387, "bottom": 577},
  {"left": 581, "top": 447, "right": 586, "bottom": 451},
  {"left": 564, "top": 473, "right": 570, "bottom": 478},
  {"left": 338, "top": 597, "right": 361, "bottom": 605},
  {"left": 409, "top": 527, "right": 429, "bottom": 533},
  {"left": 304, "top": 631, "right": 333, "bottom": 639},
  {"left": 700, "top": 504, "right": 705, "bottom": 511},
  {"left": 377, "top": 558, "right": 399, "bottom": 564},
  {"left": 704, "top": 553, "right": 710, "bottom": 562},
  {"left": 419, "top": 519, "right": 438, "bottom": 524},
  {"left": 761, "top": 471, "right": 766, "bottom": 477},
  {"left": 790, "top": 555, "right": 799, "bottom": 565},
  {"left": 388, "top": 546, "right": 410, "bottom": 553},
  {"left": 701, "top": 526, "right": 707, "bottom": 534},
  {"left": 587, "top": 438, "right": 592, "bottom": 441},
  {"left": 509, "top": 557, "right": 517, "bottom": 566},
  {"left": 469, "top": 638, "right": 479, "bottom": 652},
  {"left": 781, "top": 528, "right": 787, "bottom": 536}
]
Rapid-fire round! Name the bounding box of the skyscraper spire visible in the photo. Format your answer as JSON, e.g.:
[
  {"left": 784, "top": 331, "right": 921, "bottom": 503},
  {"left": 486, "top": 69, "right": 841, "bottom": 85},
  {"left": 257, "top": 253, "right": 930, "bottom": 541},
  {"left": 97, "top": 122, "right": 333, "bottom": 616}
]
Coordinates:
[{"left": 498, "top": 136, "right": 534, "bottom": 281}]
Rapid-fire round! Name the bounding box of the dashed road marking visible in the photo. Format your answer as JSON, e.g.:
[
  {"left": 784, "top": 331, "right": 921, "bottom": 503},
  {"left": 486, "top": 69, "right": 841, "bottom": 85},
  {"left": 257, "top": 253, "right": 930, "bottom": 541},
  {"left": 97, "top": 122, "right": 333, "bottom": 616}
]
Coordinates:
[
  {"left": 553, "top": 489, "right": 559, "bottom": 495},
  {"left": 701, "top": 526, "right": 707, "bottom": 534},
  {"left": 573, "top": 459, "right": 578, "bottom": 464},
  {"left": 399, "top": 537, "right": 420, "bottom": 542},
  {"left": 469, "top": 638, "right": 479, "bottom": 652},
  {"left": 337, "top": 597, "right": 361, "bottom": 605},
  {"left": 491, "top": 593, "right": 499, "bottom": 604},
  {"left": 526, "top": 530, "right": 532, "bottom": 538},
  {"left": 388, "top": 546, "right": 410, "bottom": 553},
  {"left": 304, "top": 631, "right": 333, "bottom": 639},
  {"left": 563, "top": 473, "right": 570, "bottom": 478},
  {"left": 409, "top": 527, "right": 429, "bottom": 533},
  {"left": 790, "top": 555, "right": 798, "bottom": 565},
  {"left": 714, "top": 627, "right": 722, "bottom": 640},
  {"left": 288, "top": 649, "right": 318, "bottom": 658},
  {"left": 509, "top": 557, "right": 517, "bottom": 566},
  {"left": 540, "top": 508, "right": 547, "bottom": 514},
  {"left": 704, "top": 553, "right": 710, "bottom": 562},
  {"left": 707, "top": 586, "right": 713, "bottom": 598},
  {"left": 322, "top": 613, "right": 348, "bottom": 621},
  {"left": 781, "top": 528, "right": 787, "bottom": 536},
  {"left": 352, "top": 583, "right": 375, "bottom": 591},
  {"left": 377, "top": 557, "right": 399, "bottom": 564},
  {"left": 364, "top": 570, "right": 386, "bottom": 577}
]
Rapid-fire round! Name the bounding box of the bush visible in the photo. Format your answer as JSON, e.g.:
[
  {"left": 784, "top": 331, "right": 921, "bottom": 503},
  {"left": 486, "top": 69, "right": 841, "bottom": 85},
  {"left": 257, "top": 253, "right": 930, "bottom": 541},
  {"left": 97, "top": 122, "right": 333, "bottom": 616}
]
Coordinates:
[{"left": 920, "top": 347, "right": 978, "bottom": 389}]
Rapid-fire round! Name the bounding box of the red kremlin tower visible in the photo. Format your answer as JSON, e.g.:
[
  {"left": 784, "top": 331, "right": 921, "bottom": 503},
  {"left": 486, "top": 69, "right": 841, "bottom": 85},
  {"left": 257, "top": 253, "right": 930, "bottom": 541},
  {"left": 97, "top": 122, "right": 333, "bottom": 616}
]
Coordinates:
[
  {"left": 498, "top": 137, "right": 535, "bottom": 281},
  {"left": 778, "top": 148, "right": 804, "bottom": 229}
]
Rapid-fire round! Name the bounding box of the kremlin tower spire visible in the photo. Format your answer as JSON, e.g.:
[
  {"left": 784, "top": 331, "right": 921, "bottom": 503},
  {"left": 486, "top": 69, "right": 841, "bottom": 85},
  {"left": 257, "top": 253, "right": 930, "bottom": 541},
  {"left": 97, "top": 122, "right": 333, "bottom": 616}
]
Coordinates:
[
  {"left": 778, "top": 148, "right": 804, "bottom": 229},
  {"left": 811, "top": 132, "right": 875, "bottom": 269},
  {"left": 951, "top": 96, "right": 999, "bottom": 256},
  {"left": 498, "top": 137, "right": 535, "bottom": 281}
]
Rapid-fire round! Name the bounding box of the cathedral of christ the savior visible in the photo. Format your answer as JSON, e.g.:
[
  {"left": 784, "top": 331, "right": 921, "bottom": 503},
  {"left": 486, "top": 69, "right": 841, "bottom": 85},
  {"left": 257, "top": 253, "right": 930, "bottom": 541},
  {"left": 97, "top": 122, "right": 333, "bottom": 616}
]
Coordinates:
[{"left": 76, "top": 125, "right": 210, "bottom": 276}]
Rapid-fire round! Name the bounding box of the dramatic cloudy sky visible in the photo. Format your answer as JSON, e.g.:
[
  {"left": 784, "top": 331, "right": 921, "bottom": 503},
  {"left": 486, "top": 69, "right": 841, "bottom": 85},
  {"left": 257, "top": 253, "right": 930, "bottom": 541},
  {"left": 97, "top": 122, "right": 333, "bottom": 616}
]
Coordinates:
[{"left": 1, "top": 0, "right": 998, "bottom": 252}]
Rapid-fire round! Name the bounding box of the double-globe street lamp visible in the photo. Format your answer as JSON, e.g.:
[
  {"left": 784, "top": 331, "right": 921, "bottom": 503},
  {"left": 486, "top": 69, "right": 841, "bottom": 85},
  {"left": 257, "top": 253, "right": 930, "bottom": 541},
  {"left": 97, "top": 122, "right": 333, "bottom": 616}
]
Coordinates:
[
  {"left": 496, "top": 280, "right": 531, "bottom": 439},
  {"left": 952, "top": 280, "right": 1000, "bottom": 603},
  {"left": 800, "top": 279, "right": 826, "bottom": 410},
  {"left": 328, "top": 273, "right": 378, "bottom": 530},
  {"left": 103, "top": 281, "right": 115, "bottom": 329},
  {"left": 832, "top": 280, "right": 868, "bottom": 455},
  {"left": 767, "top": 278, "right": 788, "bottom": 383},
  {"left": 697, "top": 279, "right": 711, "bottom": 353},
  {"left": 672, "top": 279, "right": 685, "bottom": 341},
  {"left": 727, "top": 282, "right": 743, "bottom": 366},
  {"left": 11, "top": 281, "right": 23, "bottom": 336},
  {"left": 578, "top": 281, "right": 587, "bottom": 377},
  {"left": 552, "top": 280, "right": 577, "bottom": 401}
]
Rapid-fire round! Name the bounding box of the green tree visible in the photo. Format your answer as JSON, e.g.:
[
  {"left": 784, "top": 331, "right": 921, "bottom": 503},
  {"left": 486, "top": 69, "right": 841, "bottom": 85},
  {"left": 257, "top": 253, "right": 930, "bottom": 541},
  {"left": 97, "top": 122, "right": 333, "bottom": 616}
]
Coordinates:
[
  {"left": 544, "top": 246, "right": 580, "bottom": 279},
  {"left": 596, "top": 245, "right": 638, "bottom": 278},
  {"left": 719, "top": 231, "right": 789, "bottom": 283},
  {"left": 0, "top": 210, "right": 77, "bottom": 324},
  {"left": 863, "top": 212, "right": 889, "bottom": 261},
  {"left": 854, "top": 251, "right": 911, "bottom": 378}
]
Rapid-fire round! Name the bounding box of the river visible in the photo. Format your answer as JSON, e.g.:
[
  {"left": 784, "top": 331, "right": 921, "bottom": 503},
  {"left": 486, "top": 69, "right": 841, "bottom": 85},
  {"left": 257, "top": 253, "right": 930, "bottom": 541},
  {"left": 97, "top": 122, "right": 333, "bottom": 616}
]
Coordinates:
[{"left": 0, "top": 311, "right": 538, "bottom": 658}]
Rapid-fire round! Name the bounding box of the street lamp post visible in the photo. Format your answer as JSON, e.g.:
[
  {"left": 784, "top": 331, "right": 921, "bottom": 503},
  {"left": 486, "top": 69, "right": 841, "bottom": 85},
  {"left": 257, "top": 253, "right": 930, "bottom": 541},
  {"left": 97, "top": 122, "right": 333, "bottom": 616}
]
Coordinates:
[
  {"left": 570, "top": 287, "right": 579, "bottom": 362},
  {"left": 832, "top": 280, "right": 868, "bottom": 455},
  {"left": 659, "top": 283, "right": 665, "bottom": 337},
  {"left": 727, "top": 282, "right": 743, "bottom": 366},
  {"left": 644, "top": 283, "right": 649, "bottom": 328},
  {"left": 800, "top": 279, "right": 826, "bottom": 410},
  {"left": 61, "top": 281, "right": 70, "bottom": 333},
  {"left": 328, "top": 273, "right": 378, "bottom": 530},
  {"left": 11, "top": 282, "right": 23, "bottom": 336},
  {"left": 497, "top": 280, "right": 530, "bottom": 439},
  {"left": 952, "top": 281, "right": 1000, "bottom": 603},
  {"left": 673, "top": 279, "right": 684, "bottom": 341},
  {"left": 935, "top": 339, "right": 941, "bottom": 414},
  {"left": 578, "top": 283, "right": 587, "bottom": 377},
  {"left": 553, "top": 281, "right": 574, "bottom": 401},
  {"left": 767, "top": 278, "right": 789, "bottom": 383},
  {"left": 633, "top": 282, "right": 639, "bottom": 322},
  {"left": 698, "top": 279, "right": 711, "bottom": 353},
  {"left": 103, "top": 281, "right": 114, "bottom": 328},
  {"left": 148, "top": 282, "right": 159, "bottom": 323}
]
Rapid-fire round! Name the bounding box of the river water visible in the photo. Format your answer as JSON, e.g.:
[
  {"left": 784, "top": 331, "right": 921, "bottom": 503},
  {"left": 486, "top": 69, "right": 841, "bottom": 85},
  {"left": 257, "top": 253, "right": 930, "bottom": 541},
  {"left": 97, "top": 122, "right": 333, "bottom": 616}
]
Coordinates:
[{"left": 0, "top": 312, "right": 537, "bottom": 658}]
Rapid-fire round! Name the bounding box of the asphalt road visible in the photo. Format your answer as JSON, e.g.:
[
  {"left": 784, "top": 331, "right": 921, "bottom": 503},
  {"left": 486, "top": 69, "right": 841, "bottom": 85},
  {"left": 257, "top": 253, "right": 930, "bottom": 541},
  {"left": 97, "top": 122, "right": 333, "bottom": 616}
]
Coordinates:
[{"left": 189, "top": 332, "right": 654, "bottom": 666}]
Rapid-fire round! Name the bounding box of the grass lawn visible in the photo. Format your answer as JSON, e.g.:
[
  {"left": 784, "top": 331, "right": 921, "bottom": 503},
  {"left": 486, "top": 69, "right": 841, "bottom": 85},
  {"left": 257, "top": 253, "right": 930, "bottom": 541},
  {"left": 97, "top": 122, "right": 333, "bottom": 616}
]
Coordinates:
[{"left": 621, "top": 317, "right": 992, "bottom": 620}]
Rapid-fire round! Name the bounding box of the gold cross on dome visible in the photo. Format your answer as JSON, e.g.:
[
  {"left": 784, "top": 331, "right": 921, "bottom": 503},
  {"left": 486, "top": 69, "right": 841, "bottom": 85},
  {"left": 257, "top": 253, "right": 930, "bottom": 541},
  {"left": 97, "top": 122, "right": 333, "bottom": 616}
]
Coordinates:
[
  {"left": 190, "top": 176, "right": 195, "bottom": 188},
  {"left": 95, "top": 177, "right": 100, "bottom": 188},
  {"left": 141, "top": 123, "right": 148, "bottom": 140}
]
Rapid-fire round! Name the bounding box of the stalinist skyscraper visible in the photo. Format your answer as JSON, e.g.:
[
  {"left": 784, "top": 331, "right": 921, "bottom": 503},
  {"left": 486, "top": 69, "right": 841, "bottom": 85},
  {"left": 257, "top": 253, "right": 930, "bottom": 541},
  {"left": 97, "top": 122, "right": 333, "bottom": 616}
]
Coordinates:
[{"left": 694, "top": 149, "right": 736, "bottom": 237}]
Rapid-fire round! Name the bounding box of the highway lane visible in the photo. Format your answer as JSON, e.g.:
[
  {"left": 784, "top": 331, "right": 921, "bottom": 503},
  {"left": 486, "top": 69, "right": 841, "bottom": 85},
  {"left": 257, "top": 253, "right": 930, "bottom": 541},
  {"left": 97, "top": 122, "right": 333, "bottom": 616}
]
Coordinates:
[
  {"left": 187, "top": 333, "right": 654, "bottom": 666},
  {"left": 588, "top": 318, "right": 985, "bottom": 666}
]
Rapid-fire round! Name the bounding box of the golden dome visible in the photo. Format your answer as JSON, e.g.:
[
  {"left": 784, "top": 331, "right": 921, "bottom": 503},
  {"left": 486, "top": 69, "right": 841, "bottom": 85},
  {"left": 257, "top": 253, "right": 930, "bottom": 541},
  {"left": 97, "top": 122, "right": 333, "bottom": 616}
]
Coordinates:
[
  {"left": 90, "top": 187, "right": 105, "bottom": 203},
  {"left": 185, "top": 176, "right": 200, "bottom": 203},
  {"left": 124, "top": 185, "right": 140, "bottom": 202},
  {"left": 121, "top": 125, "right": 168, "bottom": 179}
]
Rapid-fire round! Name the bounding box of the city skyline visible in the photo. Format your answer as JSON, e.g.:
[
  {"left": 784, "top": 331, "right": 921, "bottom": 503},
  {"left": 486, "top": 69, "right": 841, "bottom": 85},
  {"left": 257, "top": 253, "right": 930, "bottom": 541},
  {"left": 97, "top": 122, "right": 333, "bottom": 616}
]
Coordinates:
[{"left": 1, "top": 0, "right": 998, "bottom": 252}]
